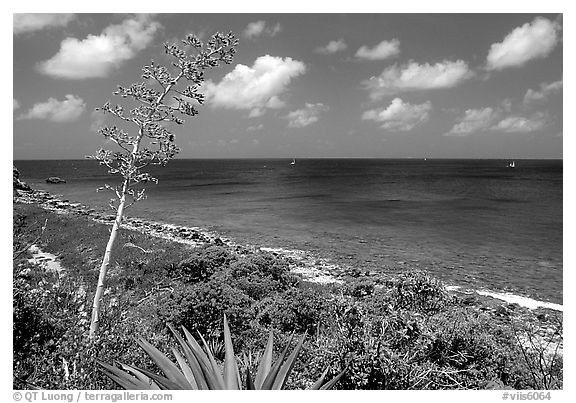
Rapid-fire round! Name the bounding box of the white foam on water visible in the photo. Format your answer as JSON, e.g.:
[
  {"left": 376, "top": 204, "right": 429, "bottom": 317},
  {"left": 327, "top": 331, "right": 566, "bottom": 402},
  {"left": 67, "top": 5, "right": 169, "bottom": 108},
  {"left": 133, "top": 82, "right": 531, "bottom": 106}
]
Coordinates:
[{"left": 475, "top": 290, "right": 563, "bottom": 312}]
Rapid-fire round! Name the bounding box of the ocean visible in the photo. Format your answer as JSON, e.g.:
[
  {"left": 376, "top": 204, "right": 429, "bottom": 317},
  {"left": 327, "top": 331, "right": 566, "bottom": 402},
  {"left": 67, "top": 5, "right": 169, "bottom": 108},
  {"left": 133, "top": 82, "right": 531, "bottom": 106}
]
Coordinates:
[{"left": 15, "top": 158, "right": 563, "bottom": 305}]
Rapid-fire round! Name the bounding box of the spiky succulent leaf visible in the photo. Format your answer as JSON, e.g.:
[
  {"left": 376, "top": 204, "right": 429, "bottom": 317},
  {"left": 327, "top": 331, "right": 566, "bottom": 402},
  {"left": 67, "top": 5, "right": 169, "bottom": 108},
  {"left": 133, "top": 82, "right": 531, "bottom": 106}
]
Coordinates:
[
  {"left": 136, "top": 338, "right": 192, "bottom": 388},
  {"left": 318, "top": 368, "right": 347, "bottom": 390},
  {"left": 167, "top": 324, "right": 209, "bottom": 390},
  {"left": 261, "top": 333, "right": 295, "bottom": 390},
  {"left": 97, "top": 360, "right": 155, "bottom": 390},
  {"left": 171, "top": 347, "right": 198, "bottom": 389},
  {"left": 272, "top": 333, "right": 306, "bottom": 389},
  {"left": 120, "top": 363, "right": 160, "bottom": 389},
  {"left": 181, "top": 326, "right": 223, "bottom": 389},
  {"left": 196, "top": 330, "right": 226, "bottom": 389},
  {"left": 223, "top": 315, "right": 241, "bottom": 389},
  {"left": 255, "top": 330, "right": 274, "bottom": 389}
]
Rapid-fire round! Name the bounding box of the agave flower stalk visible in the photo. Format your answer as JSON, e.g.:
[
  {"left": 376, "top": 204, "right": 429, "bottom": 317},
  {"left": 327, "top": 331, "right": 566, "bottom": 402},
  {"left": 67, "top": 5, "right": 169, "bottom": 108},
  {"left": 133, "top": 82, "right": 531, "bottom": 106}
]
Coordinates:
[{"left": 88, "top": 33, "right": 238, "bottom": 338}]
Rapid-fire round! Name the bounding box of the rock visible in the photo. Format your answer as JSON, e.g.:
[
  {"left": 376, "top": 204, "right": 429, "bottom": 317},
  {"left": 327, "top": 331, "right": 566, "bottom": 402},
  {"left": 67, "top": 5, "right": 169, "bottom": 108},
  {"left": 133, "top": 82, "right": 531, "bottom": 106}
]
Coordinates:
[
  {"left": 494, "top": 305, "right": 510, "bottom": 317},
  {"left": 45, "top": 176, "right": 66, "bottom": 184},
  {"left": 13, "top": 166, "right": 32, "bottom": 192},
  {"left": 536, "top": 312, "right": 549, "bottom": 322},
  {"left": 461, "top": 295, "right": 477, "bottom": 306}
]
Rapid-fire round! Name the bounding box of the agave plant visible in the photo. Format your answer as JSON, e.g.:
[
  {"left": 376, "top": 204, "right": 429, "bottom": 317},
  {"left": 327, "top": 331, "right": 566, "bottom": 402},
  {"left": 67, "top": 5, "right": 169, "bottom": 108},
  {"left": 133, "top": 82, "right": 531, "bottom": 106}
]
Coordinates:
[{"left": 97, "top": 316, "right": 345, "bottom": 389}]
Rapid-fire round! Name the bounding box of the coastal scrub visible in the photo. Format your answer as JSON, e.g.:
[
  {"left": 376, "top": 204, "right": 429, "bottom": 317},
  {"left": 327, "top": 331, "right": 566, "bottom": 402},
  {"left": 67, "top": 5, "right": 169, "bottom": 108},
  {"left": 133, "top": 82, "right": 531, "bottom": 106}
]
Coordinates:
[{"left": 13, "top": 201, "right": 562, "bottom": 390}]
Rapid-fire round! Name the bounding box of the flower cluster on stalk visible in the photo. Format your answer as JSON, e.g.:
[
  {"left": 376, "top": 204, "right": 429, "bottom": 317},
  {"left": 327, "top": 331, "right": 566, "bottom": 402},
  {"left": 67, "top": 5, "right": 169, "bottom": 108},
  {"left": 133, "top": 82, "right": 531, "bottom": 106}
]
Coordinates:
[{"left": 89, "top": 32, "right": 238, "bottom": 211}]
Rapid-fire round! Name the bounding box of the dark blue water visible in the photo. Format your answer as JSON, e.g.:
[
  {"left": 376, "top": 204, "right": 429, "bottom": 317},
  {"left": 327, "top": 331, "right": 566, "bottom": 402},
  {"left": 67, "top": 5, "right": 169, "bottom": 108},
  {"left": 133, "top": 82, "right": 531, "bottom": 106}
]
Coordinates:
[{"left": 15, "top": 159, "right": 563, "bottom": 304}]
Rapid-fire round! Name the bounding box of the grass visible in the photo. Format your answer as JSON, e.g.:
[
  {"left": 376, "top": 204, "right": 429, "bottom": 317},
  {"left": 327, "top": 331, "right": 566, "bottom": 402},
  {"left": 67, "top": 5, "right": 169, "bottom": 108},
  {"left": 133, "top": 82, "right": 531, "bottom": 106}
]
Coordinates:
[{"left": 13, "top": 202, "right": 563, "bottom": 390}]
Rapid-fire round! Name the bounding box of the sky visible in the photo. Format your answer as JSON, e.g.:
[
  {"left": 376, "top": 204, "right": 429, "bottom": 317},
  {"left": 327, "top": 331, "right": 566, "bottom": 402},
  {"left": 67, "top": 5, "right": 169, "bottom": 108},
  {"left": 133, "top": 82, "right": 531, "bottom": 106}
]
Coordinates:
[{"left": 12, "top": 12, "right": 563, "bottom": 159}]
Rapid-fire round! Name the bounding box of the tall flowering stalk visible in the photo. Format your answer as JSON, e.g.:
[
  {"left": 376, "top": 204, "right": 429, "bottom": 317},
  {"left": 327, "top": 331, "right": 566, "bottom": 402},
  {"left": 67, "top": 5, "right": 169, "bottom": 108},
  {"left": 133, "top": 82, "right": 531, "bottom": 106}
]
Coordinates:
[{"left": 89, "top": 32, "right": 238, "bottom": 338}]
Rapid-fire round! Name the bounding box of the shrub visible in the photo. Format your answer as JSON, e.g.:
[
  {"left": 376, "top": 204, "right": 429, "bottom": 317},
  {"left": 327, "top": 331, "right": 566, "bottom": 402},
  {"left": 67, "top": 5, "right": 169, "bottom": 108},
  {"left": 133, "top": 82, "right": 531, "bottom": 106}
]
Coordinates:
[
  {"left": 155, "top": 279, "right": 255, "bottom": 338},
  {"left": 389, "top": 270, "right": 452, "bottom": 313},
  {"left": 342, "top": 279, "right": 376, "bottom": 299},
  {"left": 175, "top": 245, "right": 237, "bottom": 282},
  {"left": 255, "top": 287, "right": 332, "bottom": 334},
  {"left": 226, "top": 253, "right": 299, "bottom": 300}
]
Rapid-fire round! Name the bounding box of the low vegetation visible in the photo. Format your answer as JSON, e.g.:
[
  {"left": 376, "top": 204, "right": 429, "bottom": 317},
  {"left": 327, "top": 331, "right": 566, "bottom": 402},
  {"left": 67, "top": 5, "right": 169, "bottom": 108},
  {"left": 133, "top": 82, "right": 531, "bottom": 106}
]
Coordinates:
[{"left": 13, "top": 203, "right": 562, "bottom": 390}]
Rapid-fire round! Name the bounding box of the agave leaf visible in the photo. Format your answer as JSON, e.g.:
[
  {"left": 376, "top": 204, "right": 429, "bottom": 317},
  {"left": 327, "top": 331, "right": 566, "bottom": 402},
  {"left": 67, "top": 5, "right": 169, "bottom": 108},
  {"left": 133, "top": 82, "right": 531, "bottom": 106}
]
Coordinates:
[
  {"left": 168, "top": 324, "right": 209, "bottom": 390},
  {"left": 222, "top": 315, "right": 241, "bottom": 389},
  {"left": 261, "top": 333, "right": 295, "bottom": 390},
  {"left": 136, "top": 338, "right": 192, "bottom": 389},
  {"left": 181, "top": 326, "right": 223, "bottom": 390},
  {"left": 97, "top": 360, "right": 154, "bottom": 390},
  {"left": 197, "top": 330, "right": 226, "bottom": 389},
  {"left": 309, "top": 367, "right": 329, "bottom": 390},
  {"left": 246, "top": 368, "right": 255, "bottom": 390},
  {"left": 120, "top": 362, "right": 160, "bottom": 390},
  {"left": 318, "top": 367, "right": 347, "bottom": 390},
  {"left": 254, "top": 330, "right": 274, "bottom": 389},
  {"left": 126, "top": 365, "right": 188, "bottom": 390},
  {"left": 271, "top": 333, "right": 306, "bottom": 390},
  {"left": 181, "top": 325, "right": 224, "bottom": 389},
  {"left": 172, "top": 347, "right": 199, "bottom": 389}
]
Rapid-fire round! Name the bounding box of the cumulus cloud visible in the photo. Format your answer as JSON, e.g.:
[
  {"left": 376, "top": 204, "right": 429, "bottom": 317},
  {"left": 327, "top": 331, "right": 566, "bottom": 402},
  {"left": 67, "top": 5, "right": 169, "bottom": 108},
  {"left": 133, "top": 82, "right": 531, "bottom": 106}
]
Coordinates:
[
  {"left": 315, "top": 39, "right": 348, "bottom": 54},
  {"left": 13, "top": 99, "right": 20, "bottom": 110},
  {"left": 38, "top": 14, "right": 161, "bottom": 79},
  {"left": 363, "top": 60, "right": 473, "bottom": 100},
  {"left": 355, "top": 39, "right": 400, "bottom": 60},
  {"left": 242, "top": 20, "right": 281, "bottom": 40},
  {"left": 486, "top": 17, "right": 561, "bottom": 71},
  {"left": 18, "top": 94, "right": 85, "bottom": 122},
  {"left": 445, "top": 107, "right": 498, "bottom": 136},
  {"left": 285, "top": 103, "right": 329, "bottom": 128},
  {"left": 362, "top": 98, "right": 431, "bottom": 131},
  {"left": 492, "top": 114, "right": 547, "bottom": 133},
  {"left": 523, "top": 80, "right": 563, "bottom": 104},
  {"left": 204, "top": 55, "right": 306, "bottom": 117},
  {"left": 14, "top": 14, "right": 75, "bottom": 35},
  {"left": 247, "top": 123, "right": 264, "bottom": 131},
  {"left": 446, "top": 102, "right": 550, "bottom": 135}
]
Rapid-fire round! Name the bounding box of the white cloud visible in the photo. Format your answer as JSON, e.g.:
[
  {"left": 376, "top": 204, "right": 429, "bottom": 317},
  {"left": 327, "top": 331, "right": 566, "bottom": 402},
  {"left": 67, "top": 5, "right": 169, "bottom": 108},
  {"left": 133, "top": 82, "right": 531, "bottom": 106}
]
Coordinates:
[
  {"left": 363, "top": 60, "right": 473, "bottom": 100},
  {"left": 445, "top": 107, "right": 497, "bottom": 136},
  {"left": 242, "top": 20, "right": 282, "bottom": 40},
  {"left": 204, "top": 55, "right": 306, "bottom": 117},
  {"left": 524, "top": 80, "right": 563, "bottom": 104},
  {"left": 492, "top": 114, "right": 547, "bottom": 133},
  {"left": 285, "top": 103, "right": 329, "bottom": 128},
  {"left": 315, "top": 39, "right": 347, "bottom": 54},
  {"left": 13, "top": 99, "right": 20, "bottom": 111},
  {"left": 486, "top": 17, "right": 561, "bottom": 71},
  {"left": 18, "top": 94, "right": 85, "bottom": 122},
  {"left": 355, "top": 39, "right": 400, "bottom": 60},
  {"left": 38, "top": 14, "right": 161, "bottom": 79},
  {"left": 14, "top": 14, "right": 75, "bottom": 35},
  {"left": 362, "top": 98, "right": 431, "bottom": 131},
  {"left": 247, "top": 124, "right": 264, "bottom": 131}
]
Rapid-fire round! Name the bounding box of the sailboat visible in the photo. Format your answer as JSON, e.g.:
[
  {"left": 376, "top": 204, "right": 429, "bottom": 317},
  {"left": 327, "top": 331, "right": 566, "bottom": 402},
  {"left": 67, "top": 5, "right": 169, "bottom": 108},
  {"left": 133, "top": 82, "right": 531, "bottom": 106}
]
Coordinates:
[
  {"left": 508, "top": 161, "right": 516, "bottom": 168},
  {"left": 290, "top": 158, "right": 296, "bottom": 165}
]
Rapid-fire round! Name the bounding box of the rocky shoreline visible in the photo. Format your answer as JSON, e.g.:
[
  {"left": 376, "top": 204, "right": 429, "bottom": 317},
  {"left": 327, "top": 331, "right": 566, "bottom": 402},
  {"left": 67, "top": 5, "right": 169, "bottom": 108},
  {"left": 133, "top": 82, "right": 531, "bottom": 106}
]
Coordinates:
[{"left": 13, "top": 187, "right": 355, "bottom": 285}]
